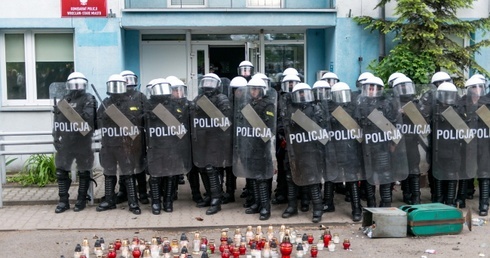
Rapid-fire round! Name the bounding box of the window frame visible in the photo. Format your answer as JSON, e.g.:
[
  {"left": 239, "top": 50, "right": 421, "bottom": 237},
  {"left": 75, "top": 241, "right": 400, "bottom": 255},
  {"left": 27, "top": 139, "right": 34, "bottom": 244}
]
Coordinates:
[
  {"left": 0, "top": 29, "right": 74, "bottom": 110},
  {"left": 167, "top": 0, "right": 207, "bottom": 8}
]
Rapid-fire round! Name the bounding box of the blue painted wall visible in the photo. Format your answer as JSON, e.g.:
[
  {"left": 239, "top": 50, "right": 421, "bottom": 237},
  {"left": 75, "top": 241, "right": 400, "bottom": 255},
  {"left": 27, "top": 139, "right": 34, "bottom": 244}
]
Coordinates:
[
  {"left": 306, "top": 29, "right": 326, "bottom": 86},
  {"left": 123, "top": 30, "right": 141, "bottom": 78}
]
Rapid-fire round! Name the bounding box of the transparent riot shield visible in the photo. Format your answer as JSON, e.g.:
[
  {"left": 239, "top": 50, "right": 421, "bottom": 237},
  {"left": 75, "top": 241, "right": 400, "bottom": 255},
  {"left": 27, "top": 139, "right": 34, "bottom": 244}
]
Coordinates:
[
  {"left": 285, "top": 102, "right": 328, "bottom": 186},
  {"left": 52, "top": 85, "right": 96, "bottom": 173},
  {"left": 49, "top": 82, "right": 68, "bottom": 101},
  {"left": 431, "top": 100, "right": 477, "bottom": 180},
  {"left": 326, "top": 101, "right": 365, "bottom": 183},
  {"left": 474, "top": 99, "right": 490, "bottom": 178},
  {"left": 233, "top": 88, "right": 277, "bottom": 180},
  {"left": 145, "top": 98, "right": 192, "bottom": 177},
  {"left": 191, "top": 94, "right": 233, "bottom": 168},
  {"left": 357, "top": 96, "right": 409, "bottom": 185}
]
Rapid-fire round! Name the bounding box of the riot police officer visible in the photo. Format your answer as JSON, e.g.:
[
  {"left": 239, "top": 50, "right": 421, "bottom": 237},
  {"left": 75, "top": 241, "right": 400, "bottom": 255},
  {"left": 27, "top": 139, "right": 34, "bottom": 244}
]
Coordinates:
[
  {"left": 120, "top": 70, "right": 149, "bottom": 205},
  {"left": 329, "top": 82, "right": 365, "bottom": 221},
  {"left": 233, "top": 77, "right": 277, "bottom": 220},
  {"left": 321, "top": 72, "right": 339, "bottom": 87},
  {"left": 391, "top": 75, "right": 428, "bottom": 205},
  {"left": 96, "top": 74, "right": 145, "bottom": 215},
  {"left": 284, "top": 83, "right": 326, "bottom": 223},
  {"left": 355, "top": 76, "right": 408, "bottom": 207},
  {"left": 145, "top": 78, "right": 192, "bottom": 214},
  {"left": 238, "top": 60, "right": 254, "bottom": 81},
  {"left": 191, "top": 73, "right": 233, "bottom": 215},
  {"left": 53, "top": 72, "right": 97, "bottom": 213}
]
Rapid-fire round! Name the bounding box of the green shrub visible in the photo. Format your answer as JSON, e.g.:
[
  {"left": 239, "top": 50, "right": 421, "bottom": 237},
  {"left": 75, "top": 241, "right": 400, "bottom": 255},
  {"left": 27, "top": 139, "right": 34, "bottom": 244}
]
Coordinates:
[{"left": 8, "top": 154, "right": 56, "bottom": 187}]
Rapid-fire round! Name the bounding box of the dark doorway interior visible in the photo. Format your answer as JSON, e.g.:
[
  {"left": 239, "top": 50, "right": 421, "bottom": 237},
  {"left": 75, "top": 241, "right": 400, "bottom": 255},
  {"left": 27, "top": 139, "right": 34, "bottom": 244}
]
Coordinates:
[{"left": 209, "top": 46, "right": 245, "bottom": 81}]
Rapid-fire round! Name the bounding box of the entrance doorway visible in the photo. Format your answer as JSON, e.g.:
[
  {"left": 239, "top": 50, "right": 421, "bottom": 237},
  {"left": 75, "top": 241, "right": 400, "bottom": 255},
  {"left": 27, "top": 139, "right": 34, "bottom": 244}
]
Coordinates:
[{"left": 209, "top": 46, "right": 245, "bottom": 80}]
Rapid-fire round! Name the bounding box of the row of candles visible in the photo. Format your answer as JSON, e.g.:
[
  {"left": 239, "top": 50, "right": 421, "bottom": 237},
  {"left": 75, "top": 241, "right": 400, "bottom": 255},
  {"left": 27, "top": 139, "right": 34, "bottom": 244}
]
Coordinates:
[{"left": 72, "top": 225, "right": 351, "bottom": 258}]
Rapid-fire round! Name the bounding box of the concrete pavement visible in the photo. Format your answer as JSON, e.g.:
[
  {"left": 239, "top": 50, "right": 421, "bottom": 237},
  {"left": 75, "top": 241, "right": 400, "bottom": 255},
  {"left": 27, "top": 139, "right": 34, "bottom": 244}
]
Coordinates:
[{"left": 0, "top": 172, "right": 482, "bottom": 231}]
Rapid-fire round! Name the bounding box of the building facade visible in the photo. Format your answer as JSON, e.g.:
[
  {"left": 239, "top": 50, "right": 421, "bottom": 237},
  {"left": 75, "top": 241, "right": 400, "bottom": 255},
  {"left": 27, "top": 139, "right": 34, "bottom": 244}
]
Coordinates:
[{"left": 0, "top": 0, "right": 489, "bottom": 135}]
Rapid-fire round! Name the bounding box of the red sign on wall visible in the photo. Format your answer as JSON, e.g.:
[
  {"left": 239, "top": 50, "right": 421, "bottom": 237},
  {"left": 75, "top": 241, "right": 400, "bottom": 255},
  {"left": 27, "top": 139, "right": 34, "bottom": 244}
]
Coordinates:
[{"left": 61, "top": 0, "right": 107, "bottom": 17}]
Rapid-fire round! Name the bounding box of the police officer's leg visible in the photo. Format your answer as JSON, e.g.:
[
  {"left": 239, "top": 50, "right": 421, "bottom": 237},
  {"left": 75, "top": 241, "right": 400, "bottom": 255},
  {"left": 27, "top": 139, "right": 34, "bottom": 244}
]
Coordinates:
[
  {"left": 163, "top": 175, "right": 178, "bottom": 213},
  {"left": 478, "top": 178, "right": 489, "bottom": 216},
  {"left": 122, "top": 174, "right": 141, "bottom": 215},
  {"left": 197, "top": 169, "right": 211, "bottom": 207},
  {"left": 96, "top": 175, "right": 117, "bottom": 212},
  {"left": 349, "top": 181, "right": 362, "bottom": 222},
  {"left": 187, "top": 166, "right": 203, "bottom": 204},
  {"left": 223, "top": 166, "right": 236, "bottom": 204},
  {"left": 467, "top": 178, "right": 476, "bottom": 199},
  {"left": 401, "top": 179, "right": 412, "bottom": 204},
  {"left": 379, "top": 183, "right": 392, "bottom": 207},
  {"left": 55, "top": 169, "right": 72, "bottom": 213},
  {"left": 258, "top": 179, "right": 271, "bottom": 220},
  {"left": 445, "top": 180, "right": 457, "bottom": 207},
  {"left": 245, "top": 179, "right": 260, "bottom": 214},
  {"left": 135, "top": 171, "right": 149, "bottom": 205},
  {"left": 310, "top": 183, "right": 324, "bottom": 223},
  {"left": 322, "top": 181, "right": 335, "bottom": 212},
  {"left": 364, "top": 182, "right": 376, "bottom": 207},
  {"left": 409, "top": 174, "right": 421, "bottom": 205},
  {"left": 243, "top": 178, "right": 255, "bottom": 208},
  {"left": 149, "top": 176, "right": 161, "bottom": 215},
  {"left": 272, "top": 155, "right": 287, "bottom": 205},
  {"left": 282, "top": 170, "right": 298, "bottom": 218},
  {"left": 455, "top": 179, "right": 468, "bottom": 208},
  {"left": 115, "top": 178, "right": 128, "bottom": 204},
  {"left": 433, "top": 178, "right": 444, "bottom": 203},
  {"left": 300, "top": 186, "right": 310, "bottom": 212},
  {"left": 205, "top": 165, "right": 222, "bottom": 215},
  {"left": 74, "top": 171, "right": 91, "bottom": 212}
]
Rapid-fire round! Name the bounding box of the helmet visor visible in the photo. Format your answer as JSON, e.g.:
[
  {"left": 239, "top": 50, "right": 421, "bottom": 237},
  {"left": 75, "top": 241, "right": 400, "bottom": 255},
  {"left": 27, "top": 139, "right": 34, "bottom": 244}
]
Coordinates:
[
  {"left": 151, "top": 82, "right": 172, "bottom": 96},
  {"left": 436, "top": 90, "right": 457, "bottom": 105},
  {"left": 467, "top": 84, "right": 485, "bottom": 97},
  {"left": 238, "top": 66, "right": 254, "bottom": 77},
  {"left": 292, "top": 89, "right": 314, "bottom": 103},
  {"left": 106, "top": 81, "right": 126, "bottom": 94},
  {"left": 394, "top": 82, "right": 415, "bottom": 96},
  {"left": 332, "top": 89, "right": 351, "bottom": 103},
  {"left": 281, "top": 80, "right": 299, "bottom": 93},
  {"left": 66, "top": 78, "right": 87, "bottom": 90},
  {"left": 323, "top": 78, "right": 339, "bottom": 87},
  {"left": 313, "top": 87, "right": 331, "bottom": 101},
  {"left": 248, "top": 86, "right": 266, "bottom": 99},
  {"left": 433, "top": 78, "right": 453, "bottom": 87},
  {"left": 124, "top": 74, "right": 138, "bottom": 86},
  {"left": 199, "top": 77, "right": 221, "bottom": 90},
  {"left": 362, "top": 84, "right": 383, "bottom": 97},
  {"left": 171, "top": 85, "right": 188, "bottom": 99}
]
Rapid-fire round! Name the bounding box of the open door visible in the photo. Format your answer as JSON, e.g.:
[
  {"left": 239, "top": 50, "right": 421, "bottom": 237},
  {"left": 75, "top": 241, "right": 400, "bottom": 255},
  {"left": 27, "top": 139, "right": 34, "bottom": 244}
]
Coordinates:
[
  {"left": 246, "top": 42, "right": 260, "bottom": 73},
  {"left": 190, "top": 45, "right": 208, "bottom": 100}
]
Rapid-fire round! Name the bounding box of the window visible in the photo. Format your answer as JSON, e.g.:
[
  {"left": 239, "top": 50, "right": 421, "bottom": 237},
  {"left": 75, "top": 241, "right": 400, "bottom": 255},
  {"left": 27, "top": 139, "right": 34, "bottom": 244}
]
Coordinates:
[
  {"left": 1, "top": 31, "right": 74, "bottom": 108},
  {"left": 169, "top": 0, "right": 205, "bottom": 7},
  {"left": 265, "top": 44, "right": 305, "bottom": 87},
  {"left": 247, "top": 0, "right": 281, "bottom": 8}
]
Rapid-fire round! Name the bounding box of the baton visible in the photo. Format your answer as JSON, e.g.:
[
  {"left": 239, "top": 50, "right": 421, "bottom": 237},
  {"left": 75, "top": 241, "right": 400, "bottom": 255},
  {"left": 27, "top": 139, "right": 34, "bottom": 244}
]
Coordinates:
[{"left": 91, "top": 84, "right": 107, "bottom": 109}]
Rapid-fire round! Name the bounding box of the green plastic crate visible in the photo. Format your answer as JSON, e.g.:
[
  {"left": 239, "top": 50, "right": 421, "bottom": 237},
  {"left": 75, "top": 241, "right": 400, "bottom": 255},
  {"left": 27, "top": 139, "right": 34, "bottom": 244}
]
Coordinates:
[{"left": 399, "top": 203, "right": 464, "bottom": 236}]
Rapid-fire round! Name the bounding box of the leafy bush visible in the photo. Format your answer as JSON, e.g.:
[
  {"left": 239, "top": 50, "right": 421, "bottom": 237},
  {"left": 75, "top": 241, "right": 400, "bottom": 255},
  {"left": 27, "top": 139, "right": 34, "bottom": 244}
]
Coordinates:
[{"left": 8, "top": 154, "right": 57, "bottom": 187}]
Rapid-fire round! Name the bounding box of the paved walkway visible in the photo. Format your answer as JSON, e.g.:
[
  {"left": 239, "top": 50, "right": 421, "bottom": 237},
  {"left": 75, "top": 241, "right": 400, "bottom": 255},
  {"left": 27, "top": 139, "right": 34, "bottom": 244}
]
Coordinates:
[{"left": 0, "top": 174, "right": 482, "bottom": 231}]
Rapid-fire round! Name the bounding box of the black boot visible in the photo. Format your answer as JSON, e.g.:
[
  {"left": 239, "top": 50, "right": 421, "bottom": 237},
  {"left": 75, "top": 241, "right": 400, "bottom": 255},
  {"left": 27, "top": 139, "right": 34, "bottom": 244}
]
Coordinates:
[
  {"left": 379, "top": 183, "right": 392, "bottom": 207},
  {"left": 55, "top": 169, "right": 71, "bottom": 213},
  {"left": 187, "top": 168, "right": 203, "bottom": 204},
  {"left": 433, "top": 179, "right": 445, "bottom": 203},
  {"left": 364, "top": 182, "right": 376, "bottom": 207},
  {"left": 243, "top": 178, "right": 255, "bottom": 208},
  {"left": 178, "top": 174, "right": 186, "bottom": 185},
  {"left": 97, "top": 175, "right": 117, "bottom": 212},
  {"left": 409, "top": 174, "right": 421, "bottom": 205},
  {"left": 479, "top": 178, "right": 489, "bottom": 216},
  {"left": 311, "top": 184, "right": 324, "bottom": 223},
  {"left": 401, "top": 179, "right": 412, "bottom": 204},
  {"left": 245, "top": 179, "right": 260, "bottom": 214},
  {"left": 197, "top": 171, "right": 211, "bottom": 207},
  {"left": 135, "top": 172, "right": 149, "bottom": 205},
  {"left": 445, "top": 180, "right": 457, "bottom": 207},
  {"left": 300, "top": 186, "right": 310, "bottom": 212},
  {"left": 149, "top": 176, "right": 161, "bottom": 215},
  {"left": 74, "top": 171, "right": 91, "bottom": 212},
  {"left": 349, "top": 182, "right": 362, "bottom": 222},
  {"left": 467, "top": 179, "right": 476, "bottom": 200},
  {"left": 272, "top": 167, "right": 287, "bottom": 204},
  {"left": 455, "top": 179, "right": 467, "bottom": 208},
  {"left": 124, "top": 175, "right": 141, "bottom": 215},
  {"left": 115, "top": 177, "right": 127, "bottom": 204},
  {"left": 206, "top": 167, "right": 222, "bottom": 215},
  {"left": 322, "top": 181, "right": 335, "bottom": 212},
  {"left": 163, "top": 176, "right": 177, "bottom": 213},
  {"left": 258, "top": 180, "right": 271, "bottom": 220},
  {"left": 282, "top": 173, "right": 298, "bottom": 218},
  {"left": 222, "top": 167, "right": 236, "bottom": 204}
]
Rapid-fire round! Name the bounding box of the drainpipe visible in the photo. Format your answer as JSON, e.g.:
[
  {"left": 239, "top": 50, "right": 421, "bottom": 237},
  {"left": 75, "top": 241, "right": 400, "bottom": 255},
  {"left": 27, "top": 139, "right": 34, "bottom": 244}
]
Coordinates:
[{"left": 379, "top": 5, "right": 386, "bottom": 62}]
